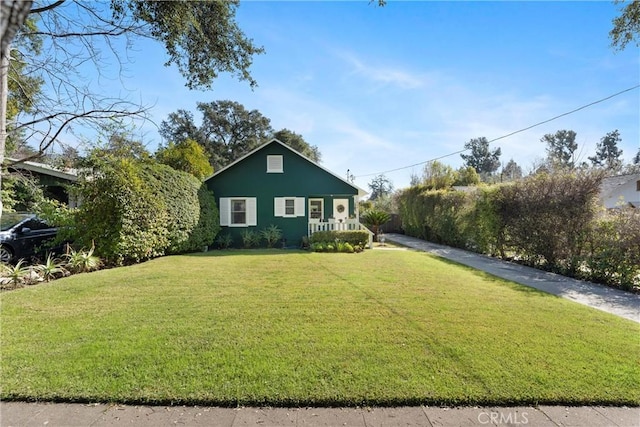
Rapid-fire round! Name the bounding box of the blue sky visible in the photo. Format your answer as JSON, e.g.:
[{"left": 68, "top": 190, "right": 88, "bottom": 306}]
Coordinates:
[{"left": 74, "top": 1, "right": 640, "bottom": 191}]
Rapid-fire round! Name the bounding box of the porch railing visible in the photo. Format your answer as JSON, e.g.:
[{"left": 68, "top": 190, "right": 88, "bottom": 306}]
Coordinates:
[{"left": 308, "top": 219, "right": 374, "bottom": 249}]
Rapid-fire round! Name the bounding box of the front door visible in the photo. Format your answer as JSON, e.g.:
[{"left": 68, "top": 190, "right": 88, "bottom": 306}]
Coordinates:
[
  {"left": 333, "top": 199, "right": 349, "bottom": 222},
  {"left": 309, "top": 198, "right": 323, "bottom": 220}
]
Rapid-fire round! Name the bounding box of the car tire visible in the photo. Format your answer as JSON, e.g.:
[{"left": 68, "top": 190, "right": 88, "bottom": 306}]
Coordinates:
[{"left": 0, "top": 245, "right": 14, "bottom": 264}]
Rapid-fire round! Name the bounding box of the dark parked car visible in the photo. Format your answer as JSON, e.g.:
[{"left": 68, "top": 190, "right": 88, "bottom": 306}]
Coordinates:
[{"left": 0, "top": 213, "right": 59, "bottom": 263}]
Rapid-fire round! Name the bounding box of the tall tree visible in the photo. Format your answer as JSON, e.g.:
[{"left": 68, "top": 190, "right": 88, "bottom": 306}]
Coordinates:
[
  {"left": 460, "top": 137, "right": 501, "bottom": 176},
  {"left": 453, "top": 166, "right": 481, "bottom": 186},
  {"left": 367, "top": 174, "right": 393, "bottom": 201},
  {"left": 634, "top": 147, "right": 640, "bottom": 164},
  {"left": 156, "top": 138, "right": 213, "bottom": 181},
  {"left": 541, "top": 130, "right": 578, "bottom": 169},
  {"left": 161, "top": 100, "right": 273, "bottom": 170},
  {"left": 421, "top": 160, "right": 456, "bottom": 190},
  {"left": 1, "top": 0, "right": 264, "bottom": 215},
  {"left": 588, "top": 130, "right": 624, "bottom": 170},
  {"left": 610, "top": 0, "right": 640, "bottom": 50},
  {"left": 272, "top": 129, "right": 321, "bottom": 163},
  {"left": 501, "top": 159, "right": 523, "bottom": 181}
]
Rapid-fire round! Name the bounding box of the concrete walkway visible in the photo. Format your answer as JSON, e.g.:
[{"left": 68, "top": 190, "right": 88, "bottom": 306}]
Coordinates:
[
  {"left": 383, "top": 234, "right": 640, "bottom": 323},
  {"left": 2, "top": 402, "right": 639, "bottom": 426}
]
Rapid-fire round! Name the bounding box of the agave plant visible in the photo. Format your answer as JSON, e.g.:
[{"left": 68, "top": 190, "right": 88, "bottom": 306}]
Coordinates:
[
  {"left": 0, "top": 260, "right": 33, "bottom": 287},
  {"left": 65, "top": 246, "right": 101, "bottom": 274},
  {"left": 261, "top": 225, "right": 282, "bottom": 248},
  {"left": 36, "top": 254, "right": 68, "bottom": 282}
]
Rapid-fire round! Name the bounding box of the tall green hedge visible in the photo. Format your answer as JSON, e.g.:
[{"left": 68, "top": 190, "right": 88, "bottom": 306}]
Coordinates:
[
  {"left": 73, "top": 159, "right": 219, "bottom": 265},
  {"left": 397, "top": 171, "right": 639, "bottom": 291}
]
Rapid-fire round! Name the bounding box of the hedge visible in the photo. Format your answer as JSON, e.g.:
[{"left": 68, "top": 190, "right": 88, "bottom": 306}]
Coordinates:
[
  {"left": 309, "top": 230, "right": 370, "bottom": 248},
  {"left": 397, "top": 171, "right": 639, "bottom": 291},
  {"left": 73, "top": 159, "right": 219, "bottom": 265}
]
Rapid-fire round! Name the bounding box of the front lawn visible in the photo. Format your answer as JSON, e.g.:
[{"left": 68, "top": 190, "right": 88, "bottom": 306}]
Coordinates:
[{"left": 1, "top": 249, "right": 638, "bottom": 406}]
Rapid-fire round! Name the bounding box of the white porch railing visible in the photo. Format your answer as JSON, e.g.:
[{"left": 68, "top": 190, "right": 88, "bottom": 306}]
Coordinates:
[{"left": 308, "top": 219, "right": 374, "bottom": 249}]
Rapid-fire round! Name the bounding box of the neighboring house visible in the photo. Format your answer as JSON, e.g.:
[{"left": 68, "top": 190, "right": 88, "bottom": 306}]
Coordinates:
[
  {"left": 205, "top": 139, "right": 372, "bottom": 248},
  {"left": 6, "top": 158, "right": 79, "bottom": 207},
  {"left": 599, "top": 173, "right": 640, "bottom": 209}
]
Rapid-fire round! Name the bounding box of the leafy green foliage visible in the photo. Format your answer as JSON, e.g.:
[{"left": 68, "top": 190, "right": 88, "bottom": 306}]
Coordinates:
[
  {"left": 35, "top": 254, "right": 68, "bottom": 282},
  {"left": 261, "top": 225, "right": 283, "bottom": 248},
  {"left": 588, "top": 130, "right": 624, "bottom": 170},
  {"left": 610, "top": 0, "right": 640, "bottom": 50},
  {"left": 72, "top": 158, "right": 219, "bottom": 265},
  {"left": 586, "top": 207, "right": 640, "bottom": 291},
  {"left": 64, "top": 247, "right": 102, "bottom": 274},
  {"left": 0, "top": 260, "right": 32, "bottom": 287},
  {"left": 272, "top": 129, "right": 321, "bottom": 162},
  {"left": 361, "top": 209, "right": 391, "bottom": 240},
  {"left": 541, "top": 130, "right": 578, "bottom": 169},
  {"left": 460, "top": 137, "right": 501, "bottom": 176},
  {"left": 398, "top": 171, "right": 638, "bottom": 289},
  {"left": 396, "top": 187, "right": 471, "bottom": 247},
  {"left": 160, "top": 100, "right": 273, "bottom": 170},
  {"left": 156, "top": 138, "right": 213, "bottom": 180},
  {"left": 215, "top": 234, "right": 233, "bottom": 249},
  {"left": 241, "top": 229, "right": 261, "bottom": 248},
  {"left": 114, "top": 0, "right": 265, "bottom": 89},
  {"left": 367, "top": 174, "right": 394, "bottom": 201},
  {"left": 309, "top": 231, "right": 369, "bottom": 248}
]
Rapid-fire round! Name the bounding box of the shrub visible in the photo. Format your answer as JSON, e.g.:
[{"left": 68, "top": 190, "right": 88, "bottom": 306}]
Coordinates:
[
  {"left": 216, "top": 234, "right": 233, "bottom": 249},
  {"left": 361, "top": 210, "right": 391, "bottom": 241},
  {"left": 71, "top": 159, "right": 220, "bottom": 265},
  {"left": 65, "top": 246, "right": 101, "bottom": 274},
  {"left": 309, "top": 231, "right": 369, "bottom": 247},
  {"left": 241, "top": 229, "right": 261, "bottom": 248},
  {"left": 585, "top": 208, "right": 640, "bottom": 291},
  {"left": 35, "top": 254, "right": 68, "bottom": 282},
  {"left": 261, "top": 225, "right": 283, "bottom": 248}
]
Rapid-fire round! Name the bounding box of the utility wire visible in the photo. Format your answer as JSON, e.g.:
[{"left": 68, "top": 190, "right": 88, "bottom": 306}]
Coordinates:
[{"left": 355, "top": 84, "right": 640, "bottom": 178}]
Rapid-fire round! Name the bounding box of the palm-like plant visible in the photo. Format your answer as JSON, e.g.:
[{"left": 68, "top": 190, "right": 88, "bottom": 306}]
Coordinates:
[
  {"left": 361, "top": 210, "right": 391, "bottom": 241},
  {"left": 1, "top": 260, "right": 32, "bottom": 287},
  {"left": 36, "top": 254, "right": 68, "bottom": 282},
  {"left": 65, "top": 247, "right": 101, "bottom": 274}
]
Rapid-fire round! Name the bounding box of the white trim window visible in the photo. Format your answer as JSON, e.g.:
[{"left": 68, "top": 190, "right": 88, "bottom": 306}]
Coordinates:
[
  {"left": 267, "top": 155, "right": 283, "bottom": 173},
  {"left": 219, "top": 197, "right": 257, "bottom": 227},
  {"left": 274, "top": 197, "right": 305, "bottom": 217}
]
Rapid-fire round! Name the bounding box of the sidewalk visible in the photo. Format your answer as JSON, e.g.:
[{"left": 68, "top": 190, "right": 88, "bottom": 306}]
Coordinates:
[
  {"left": 383, "top": 234, "right": 640, "bottom": 323},
  {"left": 2, "top": 402, "right": 639, "bottom": 426}
]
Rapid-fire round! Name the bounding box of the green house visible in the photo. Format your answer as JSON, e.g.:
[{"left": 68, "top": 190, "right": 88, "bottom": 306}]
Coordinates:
[{"left": 205, "top": 139, "right": 372, "bottom": 248}]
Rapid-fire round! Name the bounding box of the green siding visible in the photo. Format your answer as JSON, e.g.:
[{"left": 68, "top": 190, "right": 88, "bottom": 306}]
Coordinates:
[{"left": 206, "top": 141, "right": 360, "bottom": 247}]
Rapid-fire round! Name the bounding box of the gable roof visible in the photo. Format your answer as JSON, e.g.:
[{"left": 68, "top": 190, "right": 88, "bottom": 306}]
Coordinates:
[
  {"left": 600, "top": 173, "right": 640, "bottom": 207},
  {"left": 6, "top": 157, "right": 78, "bottom": 182},
  {"left": 205, "top": 138, "right": 368, "bottom": 197}
]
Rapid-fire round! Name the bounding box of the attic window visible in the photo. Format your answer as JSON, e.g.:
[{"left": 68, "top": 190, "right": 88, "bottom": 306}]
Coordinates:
[{"left": 267, "top": 155, "right": 283, "bottom": 173}]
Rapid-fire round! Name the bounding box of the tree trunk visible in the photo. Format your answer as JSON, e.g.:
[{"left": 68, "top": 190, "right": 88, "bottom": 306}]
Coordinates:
[{"left": 0, "top": 0, "right": 33, "bottom": 216}]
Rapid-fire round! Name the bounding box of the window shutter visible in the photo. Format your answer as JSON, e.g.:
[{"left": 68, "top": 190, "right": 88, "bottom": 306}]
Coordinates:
[
  {"left": 220, "top": 198, "right": 230, "bottom": 226},
  {"left": 274, "top": 197, "right": 285, "bottom": 217},
  {"left": 246, "top": 197, "right": 257, "bottom": 226},
  {"left": 295, "top": 197, "right": 305, "bottom": 217}
]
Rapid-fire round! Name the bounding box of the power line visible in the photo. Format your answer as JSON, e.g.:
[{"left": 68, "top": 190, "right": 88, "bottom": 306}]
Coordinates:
[{"left": 355, "top": 84, "right": 640, "bottom": 178}]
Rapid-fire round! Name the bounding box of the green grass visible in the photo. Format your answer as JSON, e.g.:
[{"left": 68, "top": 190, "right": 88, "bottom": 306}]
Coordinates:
[{"left": 1, "top": 249, "right": 638, "bottom": 406}]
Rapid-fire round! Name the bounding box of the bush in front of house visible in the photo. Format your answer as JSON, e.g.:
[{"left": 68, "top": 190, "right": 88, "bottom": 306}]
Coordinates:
[
  {"left": 310, "top": 241, "right": 358, "bottom": 253},
  {"left": 72, "top": 158, "right": 220, "bottom": 265},
  {"left": 309, "top": 230, "right": 369, "bottom": 248}
]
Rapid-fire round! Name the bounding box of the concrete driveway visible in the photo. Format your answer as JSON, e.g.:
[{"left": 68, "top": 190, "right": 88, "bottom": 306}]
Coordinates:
[{"left": 384, "top": 233, "right": 640, "bottom": 323}]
